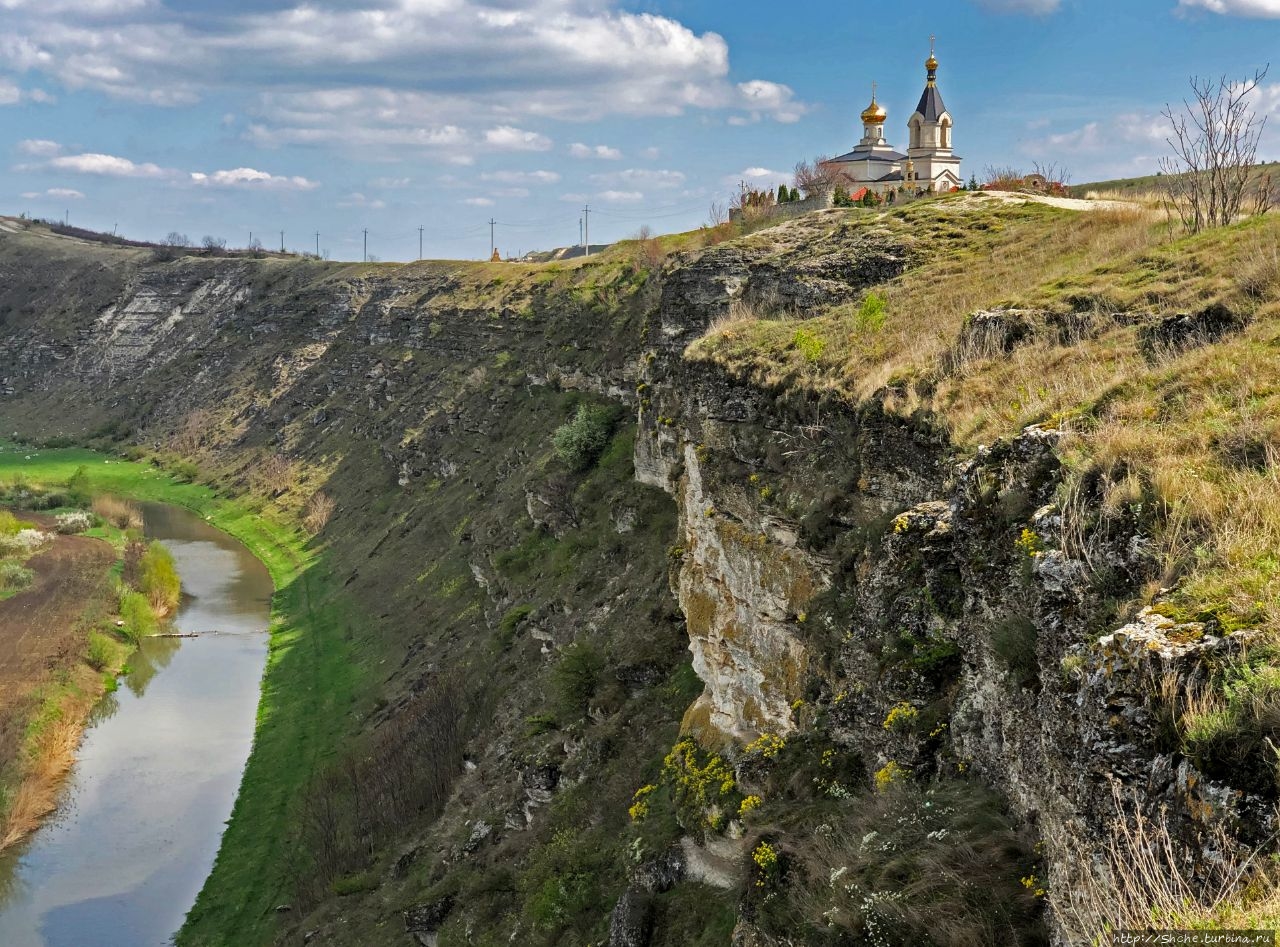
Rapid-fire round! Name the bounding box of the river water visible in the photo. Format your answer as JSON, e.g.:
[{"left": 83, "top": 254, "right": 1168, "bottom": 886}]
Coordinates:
[{"left": 0, "top": 503, "right": 273, "bottom": 946}]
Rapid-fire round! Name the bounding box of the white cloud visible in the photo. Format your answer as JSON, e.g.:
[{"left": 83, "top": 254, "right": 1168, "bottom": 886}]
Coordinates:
[
  {"left": 0, "top": 0, "right": 807, "bottom": 152},
  {"left": 973, "top": 0, "right": 1061, "bottom": 12},
  {"left": 741, "top": 167, "right": 781, "bottom": 179},
  {"left": 0, "top": 0, "right": 154, "bottom": 12},
  {"left": 337, "top": 191, "right": 385, "bottom": 208},
  {"left": 189, "top": 167, "right": 318, "bottom": 190},
  {"left": 1177, "top": 0, "right": 1280, "bottom": 16},
  {"left": 597, "top": 189, "right": 643, "bottom": 202},
  {"left": 484, "top": 126, "right": 552, "bottom": 152},
  {"left": 19, "top": 186, "right": 83, "bottom": 198},
  {"left": 591, "top": 168, "right": 685, "bottom": 189},
  {"left": 479, "top": 169, "right": 560, "bottom": 185},
  {"left": 464, "top": 197, "right": 495, "bottom": 206},
  {"left": 570, "top": 142, "right": 622, "bottom": 159},
  {"left": 736, "top": 80, "right": 807, "bottom": 123},
  {"left": 17, "top": 138, "right": 61, "bottom": 156},
  {"left": 641, "top": 147, "right": 660, "bottom": 160},
  {"left": 50, "top": 152, "right": 165, "bottom": 177},
  {"left": 370, "top": 176, "right": 411, "bottom": 188},
  {"left": 0, "top": 78, "right": 19, "bottom": 105}
]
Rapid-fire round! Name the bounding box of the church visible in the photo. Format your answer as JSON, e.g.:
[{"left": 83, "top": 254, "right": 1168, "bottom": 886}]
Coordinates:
[{"left": 825, "top": 43, "right": 962, "bottom": 198}]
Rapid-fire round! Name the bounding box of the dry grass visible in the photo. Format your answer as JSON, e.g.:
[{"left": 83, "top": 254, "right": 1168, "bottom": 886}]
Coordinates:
[
  {"left": 690, "top": 198, "right": 1280, "bottom": 631},
  {"left": 91, "top": 494, "right": 143, "bottom": 530},
  {"left": 1054, "top": 780, "right": 1277, "bottom": 943},
  {"left": 0, "top": 664, "right": 109, "bottom": 851}
]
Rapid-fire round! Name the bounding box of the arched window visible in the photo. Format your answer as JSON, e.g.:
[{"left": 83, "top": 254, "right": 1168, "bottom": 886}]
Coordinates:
[
  {"left": 940, "top": 118, "right": 952, "bottom": 150},
  {"left": 909, "top": 117, "right": 921, "bottom": 151}
]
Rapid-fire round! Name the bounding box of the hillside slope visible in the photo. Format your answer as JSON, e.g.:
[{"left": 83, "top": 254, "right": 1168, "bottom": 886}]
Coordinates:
[{"left": 0, "top": 198, "right": 1278, "bottom": 945}]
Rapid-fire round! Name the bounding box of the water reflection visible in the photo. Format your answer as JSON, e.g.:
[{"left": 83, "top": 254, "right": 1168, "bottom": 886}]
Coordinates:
[
  {"left": 123, "top": 636, "right": 180, "bottom": 699},
  {"left": 0, "top": 503, "right": 273, "bottom": 947}
]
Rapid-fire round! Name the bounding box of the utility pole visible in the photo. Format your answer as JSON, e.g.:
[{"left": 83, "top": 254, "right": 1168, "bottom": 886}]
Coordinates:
[
  {"left": 582, "top": 205, "right": 590, "bottom": 255},
  {"left": 249, "top": 231, "right": 253, "bottom": 249},
  {"left": 280, "top": 230, "right": 285, "bottom": 253},
  {"left": 489, "top": 218, "right": 497, "bottom": 260},
  {"left": 579, "top": 217, "right": 583, "bottom": 248},
  {"left": 418, "top": 226, "right": 424, "bottom": 261},
  {"left": 315, "top": 231, "right": 320, "bottom": 257},
  {"left": 363, "top": 228, "right": 368, "bottom": 263}
]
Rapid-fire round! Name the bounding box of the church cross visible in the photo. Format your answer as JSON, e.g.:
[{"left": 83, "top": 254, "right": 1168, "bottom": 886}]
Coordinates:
[{"left": 930, "top": 34, "right": 936, "bottom": 56}]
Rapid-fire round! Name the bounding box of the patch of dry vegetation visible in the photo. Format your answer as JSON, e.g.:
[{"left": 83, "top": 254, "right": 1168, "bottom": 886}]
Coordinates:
[{"left": 690, "top": 198, "right": 1280, "bottom": 636}]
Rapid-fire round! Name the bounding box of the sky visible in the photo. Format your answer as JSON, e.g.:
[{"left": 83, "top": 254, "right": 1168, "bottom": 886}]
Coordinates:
[{"left": 0, "top": 0, "right": 1278, "bottom": 261}]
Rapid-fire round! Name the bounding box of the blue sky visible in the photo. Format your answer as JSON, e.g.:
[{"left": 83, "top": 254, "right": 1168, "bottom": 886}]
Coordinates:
[{"left": 1, "top": 0, "right": 1277, "bottom": 261}]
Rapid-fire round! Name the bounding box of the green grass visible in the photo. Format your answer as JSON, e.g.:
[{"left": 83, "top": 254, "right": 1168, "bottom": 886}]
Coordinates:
[{"left": 0, "top": 439, "right": 362, "bottom": 946}]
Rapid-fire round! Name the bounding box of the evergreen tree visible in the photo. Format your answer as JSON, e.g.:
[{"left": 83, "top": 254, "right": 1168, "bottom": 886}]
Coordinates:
[
  {"left": 790, "top": 186, "right": 800, "bottom": 202},
  {"left": 777, "top": 184, "right": 790, "bottom": 204},
  {"left": 967, "top": 174, "right": 980, "bottom": 191}
]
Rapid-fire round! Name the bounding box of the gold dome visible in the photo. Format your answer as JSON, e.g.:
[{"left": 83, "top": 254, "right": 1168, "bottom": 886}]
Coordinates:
[
  {"left": 926, "top": 52, "right": 939, "bottom": 71},
  {"left": 860, "top": 97, "right": 887, "bottom": 125}
]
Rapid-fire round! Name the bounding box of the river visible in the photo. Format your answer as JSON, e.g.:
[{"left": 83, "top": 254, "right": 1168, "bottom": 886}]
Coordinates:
[{"left": 0, "top": 502, "right": 273, "bottom": 946}]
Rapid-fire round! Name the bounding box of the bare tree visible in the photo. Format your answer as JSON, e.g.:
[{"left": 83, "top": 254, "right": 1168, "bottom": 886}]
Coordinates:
[
  {"left": 794, "top": 156, "right": 839, "bottom": 198},
  {"left": 632, "top": 225, "right": 666, "bottom": 269},
  {"left": 201, "top": 235, "right": 227, "bottom": 252},
  {"left": 983, "top": 165, "right": 1026, "bottom": 189},
  {"left": 706, "top": 201, "right": 728, "bottom": 227},
  {"left": 164, "top": 231, "right": 190, "bottom": 247},
  {"left": 1160, "top": 67, "right": 1270, "bottom": 233},
  {"left": 1032, "top": 161, "right": 1072, "bottom": 186}
]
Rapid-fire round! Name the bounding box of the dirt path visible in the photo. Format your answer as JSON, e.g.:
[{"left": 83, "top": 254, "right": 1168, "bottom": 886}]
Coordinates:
[{"left": 979, "top": 190, "right": 1140, "bottom": 213}]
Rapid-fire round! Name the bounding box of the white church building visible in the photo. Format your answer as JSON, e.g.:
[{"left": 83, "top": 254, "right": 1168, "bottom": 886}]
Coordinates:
[{"left": 825, "top": 43, "right": 962, "bottom": 198}]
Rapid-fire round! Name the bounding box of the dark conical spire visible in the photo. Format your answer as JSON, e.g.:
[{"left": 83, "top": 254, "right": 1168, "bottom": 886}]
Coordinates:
[{"left": 915, "top": 36, "right": 947, "bottom": 121}]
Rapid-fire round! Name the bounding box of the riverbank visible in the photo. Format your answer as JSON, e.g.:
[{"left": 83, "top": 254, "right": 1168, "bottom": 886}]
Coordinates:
[
  {"left": 0, "top": 519, "right": 126, "bottom": 850},
  {"left": 0, "top": 441, "right": 362, "bottom": 946}
]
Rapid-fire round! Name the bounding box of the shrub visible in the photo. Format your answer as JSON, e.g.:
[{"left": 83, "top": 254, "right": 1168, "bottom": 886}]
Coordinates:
[
  {"left": 171, "top": 459, "right": 199, "bottom": 483},
  {"left": 66, "top": 465, "right": 91, "bottom": 506},
  {"left": 86, "top": 632, "right": 116, "bottom": 671},
  {"left": 883, "top": 701, "right": 920, "bottom": 733},
  {"left": 792, "top": 328, "right": 826, "bottom": 363},
  {"left": 119, "top": 590, "right": 156, "bottom": 644},
  {"left": 0, "top": 561, "right": 34, "bottom": 593},
  {"left": 0, "top": 511, "right": 24, "bottom": 536},
  {"left": 497, "top": 604, "right": 534, "bottom": 649},
  {"left": 55, "top": 511, "right": 94, "bottom": 534},
  {"left": 856, "top": 292, "right": 888, "bottom": 333},
  {"left": 303, "top": 491, "right": 335, "bottom": 534},
  {"left": 550, "top": 642, "right": 605, "bottom": 719},
  {"left": 551, "top": 405, "right": 614, "bottom": 472},
  {"left": 140, "top": 542, "right": 181, "bottom": 614},
  {"left": 92, "top": 495, "right": 143, "bottom": 530}
]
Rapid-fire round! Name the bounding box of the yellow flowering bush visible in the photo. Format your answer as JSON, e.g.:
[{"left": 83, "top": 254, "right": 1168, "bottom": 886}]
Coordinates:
[
  {"left": 628, "top": 784, "right": 656, "bottom": 822},
  {"left": 874, "top": 761, "right": 907, "bottom": 792},
  {"left": 744, "top": 732, "right": 786, "bottom": 760},
  {"left": 882, "top": 701, "right": 919, "bottom": 733},
  {"left": 738, "top": 794, "right": 763, "bottom": 817},
  {"left": 662, "top": 737, "right": 737, "bottom": 829}
]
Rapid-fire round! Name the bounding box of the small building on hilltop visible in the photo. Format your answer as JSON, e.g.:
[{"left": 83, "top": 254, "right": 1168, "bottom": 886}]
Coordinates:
[{"left": 825, "top": 42, "right": 962, "bottom": 199}]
